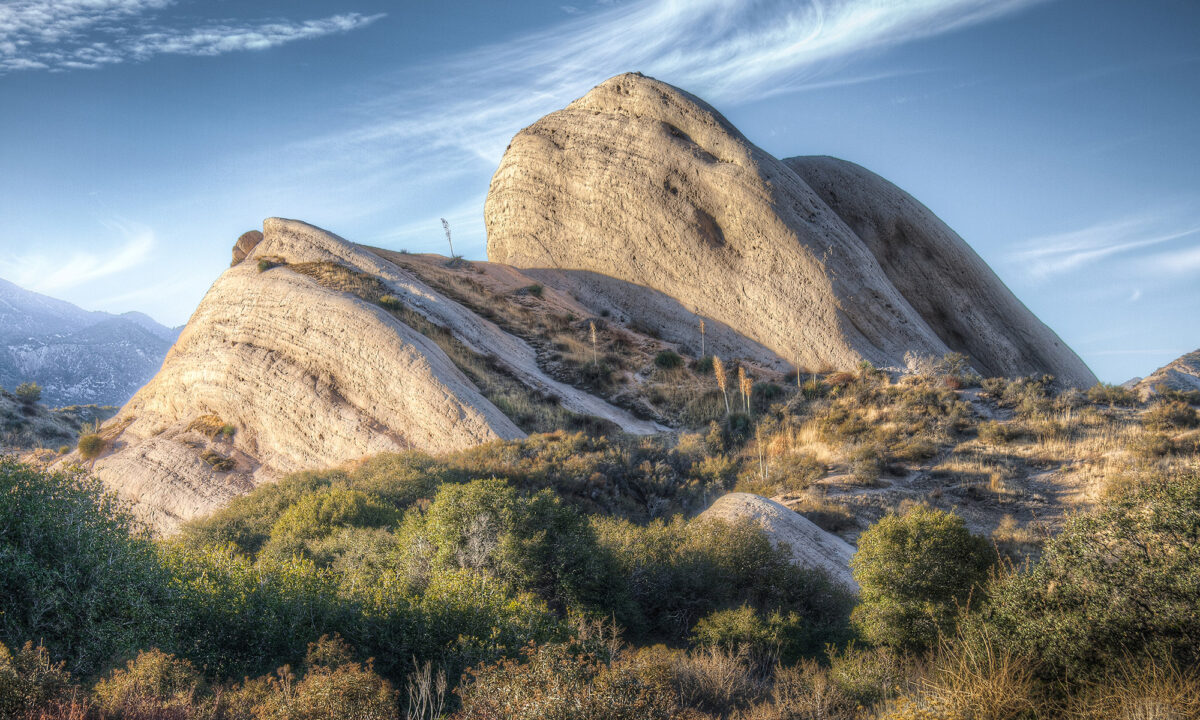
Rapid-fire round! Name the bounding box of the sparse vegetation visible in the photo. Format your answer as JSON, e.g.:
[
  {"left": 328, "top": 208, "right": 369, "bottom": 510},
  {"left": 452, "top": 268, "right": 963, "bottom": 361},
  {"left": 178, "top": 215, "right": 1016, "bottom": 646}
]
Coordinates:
[
  {"left": 15, "top": 382, "right": 41, "bottom": 404},
  {"left": 77, "top": 433, "right": 106, "bottom": 460}
]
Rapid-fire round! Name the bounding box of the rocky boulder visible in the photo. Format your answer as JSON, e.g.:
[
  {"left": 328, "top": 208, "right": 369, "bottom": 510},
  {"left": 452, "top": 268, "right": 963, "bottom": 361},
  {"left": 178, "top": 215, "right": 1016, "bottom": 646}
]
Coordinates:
[{"left": 486, "top": 72, "right": 1096, "bottom": 387}]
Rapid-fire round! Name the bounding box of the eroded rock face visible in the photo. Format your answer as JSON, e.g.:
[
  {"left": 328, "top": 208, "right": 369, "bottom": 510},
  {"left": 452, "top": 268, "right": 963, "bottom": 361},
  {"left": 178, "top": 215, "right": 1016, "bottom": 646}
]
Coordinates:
[
  {"left": 486, "top": 72, "right": 1096, "bottom": 386},
  {"left": 699, "top": 492, "right": 858, "bottom": 591},
  {"left": 74, "top": 218, "right": 664, "bottom": 532}
]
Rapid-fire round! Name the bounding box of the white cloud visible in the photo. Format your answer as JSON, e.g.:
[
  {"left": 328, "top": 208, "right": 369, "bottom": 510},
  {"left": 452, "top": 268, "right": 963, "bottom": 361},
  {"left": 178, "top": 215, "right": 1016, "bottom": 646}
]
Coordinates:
[
  {"left": 0, "top": 1, "right": 384, "bottom": 71},
  {"left": 1011, "top": 213, "right": 1200, "bottom": 281},
  {"left": 2, "top": 220, "right": 155, "bottom": 292}
]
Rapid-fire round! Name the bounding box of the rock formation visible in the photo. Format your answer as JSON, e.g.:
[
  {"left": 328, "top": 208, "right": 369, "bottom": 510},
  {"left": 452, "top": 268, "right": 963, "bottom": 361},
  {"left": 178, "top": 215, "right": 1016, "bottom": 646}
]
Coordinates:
[
  {"left": 76, "top": 218, "right": 661, "bottom": 532},
  {"left": 699, "top": 492, "right": 858, "bottom": 591},
  {"left": 1136, "top": 349, "right": 1200, "bottom": 397},
  {"left": 486, "top": 72, "right": 1096, "bottom": 387},
  {"left": 231, "top": 230, "right": 263, "bottom": 266}
]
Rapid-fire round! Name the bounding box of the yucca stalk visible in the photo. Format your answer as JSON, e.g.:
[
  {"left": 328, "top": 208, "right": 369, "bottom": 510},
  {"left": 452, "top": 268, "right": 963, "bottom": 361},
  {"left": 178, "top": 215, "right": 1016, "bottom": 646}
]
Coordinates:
[
  {"left": 714, "top": 356, "right": 730, "bottom": 414},
  {"left": 738, "top": 366, "right": 751, "bottom": 413},
  {"left": 698, "top": 318, "right": 706, "bottom": 358},
  {"left": 440, "top": 218, "right": 455, "bottom": 258},
  {"left": 589, "top": 321, "right": 598, "bottom": 367}
]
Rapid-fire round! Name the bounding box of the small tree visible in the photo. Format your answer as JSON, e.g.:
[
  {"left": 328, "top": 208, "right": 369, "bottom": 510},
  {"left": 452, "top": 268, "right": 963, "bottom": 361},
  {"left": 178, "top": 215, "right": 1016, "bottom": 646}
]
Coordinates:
[
  {"left": 850, "top": 505, "right": 992, "bottom": 651},
  {"left": 15, "top": 382, "right": 41, "bottom": 404}
]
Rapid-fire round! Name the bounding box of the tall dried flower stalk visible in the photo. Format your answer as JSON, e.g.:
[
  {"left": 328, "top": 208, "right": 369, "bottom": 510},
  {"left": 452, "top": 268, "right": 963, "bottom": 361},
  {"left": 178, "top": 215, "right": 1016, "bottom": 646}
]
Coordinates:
[
  {"left": 699, "top": 318, "right": 706, "bottom": 358},
  {"left": 713, "top": 356, "right": 730, "bottom": 414},
  {"left": 738, "top": 366, "right": 751, "bottom": 413},
  {"left": 589, "top": 321, "right": 598, "bottom": 366},
  {"left": 440, "top": 218, "right": 455, "bottom": 258}
]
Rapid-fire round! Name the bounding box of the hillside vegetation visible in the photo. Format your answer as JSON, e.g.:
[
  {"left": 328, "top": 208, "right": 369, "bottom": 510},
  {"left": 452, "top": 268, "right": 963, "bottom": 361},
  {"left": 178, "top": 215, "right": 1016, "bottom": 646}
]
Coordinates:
[{"left": 3, "top": 361, "right": 1198, "bottom": 718}]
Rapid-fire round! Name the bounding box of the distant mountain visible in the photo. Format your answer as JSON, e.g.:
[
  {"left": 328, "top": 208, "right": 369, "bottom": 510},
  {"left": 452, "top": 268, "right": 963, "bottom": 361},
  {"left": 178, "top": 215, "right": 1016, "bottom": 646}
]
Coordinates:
[{"left": 0, "top": 277, "right": 177, "bottom": 407}]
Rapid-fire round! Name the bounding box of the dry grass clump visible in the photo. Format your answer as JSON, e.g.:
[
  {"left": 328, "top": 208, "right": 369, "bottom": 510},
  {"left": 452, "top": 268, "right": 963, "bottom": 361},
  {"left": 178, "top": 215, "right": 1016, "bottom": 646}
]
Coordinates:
[{"left": 186, "top": 415, "right": 228, "bottom": 439}]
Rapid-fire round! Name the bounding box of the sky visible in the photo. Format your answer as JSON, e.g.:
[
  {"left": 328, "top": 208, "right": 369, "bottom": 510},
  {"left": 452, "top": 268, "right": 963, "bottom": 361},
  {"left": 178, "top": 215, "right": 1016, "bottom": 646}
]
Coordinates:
[{"left": 0, "top": 0, "right": 1197, "bottom": 383}]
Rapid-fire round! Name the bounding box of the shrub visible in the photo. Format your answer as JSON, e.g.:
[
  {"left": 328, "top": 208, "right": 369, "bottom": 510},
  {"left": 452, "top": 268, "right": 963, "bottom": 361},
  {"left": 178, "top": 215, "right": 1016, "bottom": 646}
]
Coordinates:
[
  {"left": 978, "top": 472, "right": 1200, "bottom": 682},
  {"left": 828, "top": 644, "right": 910, "bottom": 707},
  {"left": 15, "top": 382, "right": 41, "bottom": 404},
  {"left": 257, "top": 257, "right": 281, "bottom": 273},
  {"left": 0, "top": 459, "right": 173, "bottom": 675},
  {"left": 455, "top": 640, "right": 677, "bottom": 720},
  {"left": 654, "top": 349, "right": 683, "bottom": 369},
  {"left": 201, "top": 449, "right": 235, "bottom": 472},
  {"left": 692, "top": 605, "right": 806, "bottom": 669},
  {"left": 977, "top": 421, "right": 1017, "bottom": 446},
  {"left": 0, "top": 641, "right": 72, "bottom": 718},
  {"left": 92, "top": 648, "right": 204, "bottom": 718},
  {"left": 408, "top": 478, "right": 625, "bottom": 613},
  {"left": 851, "top": 506, "right": 992, "bottom": 651},
  {"left": 1144, "top": 399, "right": 1200, "bottom": 430},
  {"left": 1086, "top": 382, "right": 1137, "bottom": 407},
  {"left": 247, "top": 636, "right": 397, "bottom": 720},
  {"left": 77, "top": 433, "right": 106, "bottom": 460}
]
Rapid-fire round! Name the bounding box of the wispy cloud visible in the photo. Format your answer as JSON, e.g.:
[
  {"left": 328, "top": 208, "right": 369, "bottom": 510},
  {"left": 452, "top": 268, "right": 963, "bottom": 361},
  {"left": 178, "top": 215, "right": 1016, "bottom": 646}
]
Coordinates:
[
  {"left": 272, "top": 0, "right": 1044, "bottom": 250},
  {"left": 2, "top": 220, "right": 155, "bottom": 292},
  {"left": 1010, "top": 212, "right": 1200, "bottom": 281},
  {"left": 316, "top": 0, "right": 1044, "bottom": 165},
  {"left": 0, "top": 1, "right": 383, "bottom": 72}
]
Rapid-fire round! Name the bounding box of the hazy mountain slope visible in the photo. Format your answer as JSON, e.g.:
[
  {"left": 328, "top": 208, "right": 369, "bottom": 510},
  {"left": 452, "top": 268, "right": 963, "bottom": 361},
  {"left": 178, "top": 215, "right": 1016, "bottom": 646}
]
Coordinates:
[
  {"left": 0, "top": 277, "right": 175, "bottom": 406},
  {"left": 486, "top": 72, "right": 1096, "bottom": 387}
]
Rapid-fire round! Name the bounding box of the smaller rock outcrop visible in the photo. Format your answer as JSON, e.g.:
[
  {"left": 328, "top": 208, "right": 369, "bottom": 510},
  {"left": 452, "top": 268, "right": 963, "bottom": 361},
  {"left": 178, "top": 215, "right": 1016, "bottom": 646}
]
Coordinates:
[
  {"left": 699, "top": 492, "right": 858, "bottom": 591},
  {"left": 231, "top": 230, "right": 263, "bottom": 266},
  {"left": 1137, "top": 349, "right": 1200, "bottom": 397}
]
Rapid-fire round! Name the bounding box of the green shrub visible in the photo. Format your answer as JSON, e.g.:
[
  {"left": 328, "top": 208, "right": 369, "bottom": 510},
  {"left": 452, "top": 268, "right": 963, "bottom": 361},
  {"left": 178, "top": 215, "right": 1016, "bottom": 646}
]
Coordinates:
[
  {"left": 77, "top": 433, "right": 106, "bottom": 460},
  {"left": 654, "top": 350, "right": 683, "bottom": 369},
  {"left": 978, "top": 472, "right": 1200, "bottom": 682},
  {"left": 408, "top": 478, "right": 624, "bottom": 613},
  {"left": 850, "top": 506, "right": 992, "bottom": 651},
  {"left": 691, "top": 605, "right": 806, "bottom": 667},
  {"left": 257, "top": 257, "right": 281, "bottom": 272},
  {"left": 0, "top": 459, "right": 173, "bottom": 675},
  {"left": 14, "top": 382, "right": 41, "bottom": 404}
]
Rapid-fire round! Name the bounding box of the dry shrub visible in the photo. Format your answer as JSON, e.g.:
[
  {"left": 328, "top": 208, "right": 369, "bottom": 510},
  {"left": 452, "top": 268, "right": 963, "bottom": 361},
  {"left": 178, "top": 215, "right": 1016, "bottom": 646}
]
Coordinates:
[
  {"left": 1143, "top": 400, "right": 1200, "bottom": 431},
  {"left": 880, "top": 630, "right": 1036, "bottom": 720},
  {"left": 92, "top": 649, "right": 204, "bottom": 719},
  {"left": 671, "top": 645, "right": 765, "bottom": 716},
  {"left": 186, "top": 415, "right": 227, "bottom": 439},
  {"left": 1063, "top": 658, "right": 1200, "bottom": 719}
]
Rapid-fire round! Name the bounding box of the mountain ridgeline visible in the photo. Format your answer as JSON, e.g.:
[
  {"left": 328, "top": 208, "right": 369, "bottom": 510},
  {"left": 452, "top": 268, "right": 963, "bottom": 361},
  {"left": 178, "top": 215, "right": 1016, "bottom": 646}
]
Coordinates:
[
  {"left": 0, "top": 277, "right": 177, "bottom": 407},
  {"left": 71, "top": 73, "right": 1097, "bottom": 533}
]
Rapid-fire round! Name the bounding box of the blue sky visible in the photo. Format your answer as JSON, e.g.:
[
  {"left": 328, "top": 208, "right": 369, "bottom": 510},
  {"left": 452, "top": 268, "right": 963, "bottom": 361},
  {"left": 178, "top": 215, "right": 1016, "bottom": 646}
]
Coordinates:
[{"left": 1, "top": 0, "right": 1196, "bottom": 382}]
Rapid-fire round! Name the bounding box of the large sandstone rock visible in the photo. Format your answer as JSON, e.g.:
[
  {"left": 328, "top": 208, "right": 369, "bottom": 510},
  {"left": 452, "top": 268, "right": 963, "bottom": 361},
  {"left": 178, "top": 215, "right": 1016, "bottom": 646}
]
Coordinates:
[
  {"left": 76, "top": 218, "right": 659, "bottom": 532},
  {"left": 1136, "top": 349, "right": 1200, "bottom": 397},
  {"left": 699, "top": 492, "right": 858, "bottom": 591},
  {"left": 486, "top": 72, "right": 1096, "bottom": 387},
  {"left": 784, "top": 156, "right": 1095, "bottom": 387}
]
